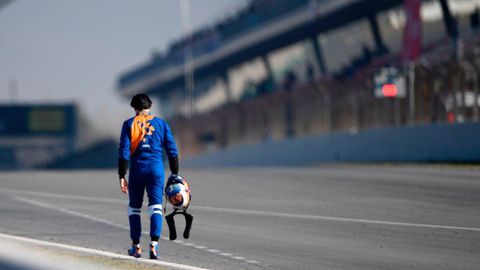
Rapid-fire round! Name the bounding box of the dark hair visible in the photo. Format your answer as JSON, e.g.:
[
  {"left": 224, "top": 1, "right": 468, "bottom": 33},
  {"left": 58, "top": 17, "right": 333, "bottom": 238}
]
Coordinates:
[{"left": 130, "top": 94, "right": 152, "bottom": 110}]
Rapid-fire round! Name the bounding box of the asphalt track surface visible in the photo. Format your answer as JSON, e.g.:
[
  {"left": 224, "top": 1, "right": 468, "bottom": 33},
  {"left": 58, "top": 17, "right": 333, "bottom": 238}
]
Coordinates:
[{"left": 0, "top": 165, "right": 479, "bottom": 270}]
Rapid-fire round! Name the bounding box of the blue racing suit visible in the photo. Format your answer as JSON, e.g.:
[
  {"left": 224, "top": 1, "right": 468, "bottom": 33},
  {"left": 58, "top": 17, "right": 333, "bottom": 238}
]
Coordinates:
[{"left": 118, "top": 112, "right": 178, "bottom": 242}]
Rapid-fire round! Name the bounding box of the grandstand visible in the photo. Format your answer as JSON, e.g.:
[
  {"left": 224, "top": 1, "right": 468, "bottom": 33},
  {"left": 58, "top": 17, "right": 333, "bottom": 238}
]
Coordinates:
[
  {"left": 117, "top": 0, "right": 480, "bottom": 157},
  {"left": 118, "top": 0, "right": 402, "bottom": 114}
]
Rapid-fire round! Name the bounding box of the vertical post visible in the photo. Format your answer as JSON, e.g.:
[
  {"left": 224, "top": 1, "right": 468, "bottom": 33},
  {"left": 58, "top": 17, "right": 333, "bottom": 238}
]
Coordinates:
[
  {"left": 439, "top": 0, "right": 459, "bottom": 60},
  {"left": 439, "top": 0, "right": 459, "bottom": 40},
  {"left": 220, "top": 71, "right": 233, "bottom": 102},
  {"left": 261, "top": 54, "right": 276, "bottom": 90},
  {"left": 408, "top": 62, "right": 416, "bottom": 124},
  {"left": 368, "top": 14, "right": 388, "bottom": 55},
  {"left": 262, "top": 54, "right": 273, "bottom": 78},
  {"left": 311, "top": 36, "right": 327, "bottom": 75},
  {"left": 180, "top": 0, "right": 194, "bottom": 117}
]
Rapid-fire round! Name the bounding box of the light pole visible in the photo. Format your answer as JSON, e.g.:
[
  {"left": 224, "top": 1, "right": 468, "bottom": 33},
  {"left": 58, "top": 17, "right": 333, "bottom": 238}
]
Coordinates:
[{"left": 180, "top": 0, "right": 194, "bottom": 117}]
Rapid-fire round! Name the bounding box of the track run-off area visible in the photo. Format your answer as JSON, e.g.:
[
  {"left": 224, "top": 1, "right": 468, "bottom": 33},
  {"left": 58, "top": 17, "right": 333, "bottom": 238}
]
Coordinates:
[{"left": 0, "top": 165, "right": 479, "bottom": 270}]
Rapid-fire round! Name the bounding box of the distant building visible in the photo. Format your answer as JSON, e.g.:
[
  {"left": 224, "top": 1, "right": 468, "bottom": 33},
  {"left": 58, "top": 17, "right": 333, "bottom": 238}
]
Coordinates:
[{"left": 0, "top": 104, "right": 76, "bottom": 169}]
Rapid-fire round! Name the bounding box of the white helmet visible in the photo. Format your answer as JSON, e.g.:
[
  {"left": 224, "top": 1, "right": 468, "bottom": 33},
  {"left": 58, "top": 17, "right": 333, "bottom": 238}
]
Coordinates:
[{"left": 165, "top": 175, "right": 191, "bottom": 209}]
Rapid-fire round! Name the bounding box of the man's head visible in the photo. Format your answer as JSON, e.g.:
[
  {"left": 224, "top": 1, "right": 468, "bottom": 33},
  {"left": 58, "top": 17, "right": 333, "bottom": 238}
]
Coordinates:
[{"left": 130, "top": 94, "right": 152, "bottom": 111}]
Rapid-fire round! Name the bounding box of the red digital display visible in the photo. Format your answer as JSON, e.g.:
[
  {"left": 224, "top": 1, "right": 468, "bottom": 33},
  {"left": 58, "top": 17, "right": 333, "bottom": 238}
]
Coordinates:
[{"left": 382, "top": 84, "right": 398, "bottom": 97}]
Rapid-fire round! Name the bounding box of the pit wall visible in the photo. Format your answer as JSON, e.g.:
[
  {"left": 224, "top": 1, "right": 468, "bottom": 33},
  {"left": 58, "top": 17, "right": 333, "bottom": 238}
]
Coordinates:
[{"left": 182, "top": 122, "right": 480, "bottom": 167}]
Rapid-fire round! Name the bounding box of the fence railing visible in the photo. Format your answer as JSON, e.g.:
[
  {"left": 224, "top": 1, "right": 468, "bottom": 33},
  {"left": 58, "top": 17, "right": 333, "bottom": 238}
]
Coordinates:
[{"left": 170, "top": 34, "right": 480, "bottom": 158}]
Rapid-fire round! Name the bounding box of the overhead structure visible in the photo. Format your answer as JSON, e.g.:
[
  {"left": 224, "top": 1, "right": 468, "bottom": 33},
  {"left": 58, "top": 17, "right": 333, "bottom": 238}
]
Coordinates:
[{"left": 118, "top": 0, "right": 402, "bottom": 101}]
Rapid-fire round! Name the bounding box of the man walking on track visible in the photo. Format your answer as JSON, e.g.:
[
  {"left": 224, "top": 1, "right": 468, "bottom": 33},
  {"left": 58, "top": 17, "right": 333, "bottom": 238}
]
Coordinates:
[{"left": 117, "top": 93, "right": 179, "bottom": 259}]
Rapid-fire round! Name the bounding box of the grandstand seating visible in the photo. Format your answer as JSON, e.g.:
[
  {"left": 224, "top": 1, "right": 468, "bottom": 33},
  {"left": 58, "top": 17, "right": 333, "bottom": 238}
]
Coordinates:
[
  {"left": 169, "top": 29, "right": 480, "bottom": 157},
  {"left": 119, "top": 0, "right": 313, "bottom": 89},
  {"left": 116, "top": 0, "right": 480, "bottom": 159}
]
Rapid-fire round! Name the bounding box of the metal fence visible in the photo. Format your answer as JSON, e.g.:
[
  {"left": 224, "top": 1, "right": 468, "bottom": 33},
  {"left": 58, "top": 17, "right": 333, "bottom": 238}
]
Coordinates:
[{"left": 170, "top": 32, "right": 480, "bottom": 158}]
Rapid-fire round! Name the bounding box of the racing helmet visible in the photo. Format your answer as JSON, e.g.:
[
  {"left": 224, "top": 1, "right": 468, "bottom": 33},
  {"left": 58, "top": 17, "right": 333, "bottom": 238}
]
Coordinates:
[{"left": 165, "top": 175, "right": 191, "bottom": 209}]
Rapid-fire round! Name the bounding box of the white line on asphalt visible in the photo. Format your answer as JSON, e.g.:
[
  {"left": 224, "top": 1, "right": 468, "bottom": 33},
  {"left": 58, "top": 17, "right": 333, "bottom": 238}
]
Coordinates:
[
  {"left": 0, "top": 233, "right": 210, "bottom": 270},
  {"left": 193, "top": 205, "right": 480, "bottom": 232},
  {"left": 0, "top": 188, "right": 125, "bottom": 204},
  {"left": 5, "top": 188, "right": 480, "bottom": 232},
  {"left": 12, "top": 196, "right": 261, "bottom": 267},
  {"left": 14, "top": 196, "right": 130, "bottom": 231}
]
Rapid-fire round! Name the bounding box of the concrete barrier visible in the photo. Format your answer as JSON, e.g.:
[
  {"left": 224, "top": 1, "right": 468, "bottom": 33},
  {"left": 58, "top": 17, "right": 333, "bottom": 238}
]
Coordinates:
[{"left": 183, "top": 122, "right": 480, "bottom": 167}]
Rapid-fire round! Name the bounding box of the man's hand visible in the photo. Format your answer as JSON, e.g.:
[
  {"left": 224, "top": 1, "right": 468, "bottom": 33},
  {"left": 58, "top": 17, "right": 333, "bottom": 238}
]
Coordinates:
[{"left": 119, "top": 178, "right": 128, "bottom": 194}]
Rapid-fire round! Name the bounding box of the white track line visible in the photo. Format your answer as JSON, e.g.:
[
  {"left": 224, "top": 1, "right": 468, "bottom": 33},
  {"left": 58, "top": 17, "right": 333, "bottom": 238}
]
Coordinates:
[
  {"left": 0, "top": 233, "right": 210, "bottom": 270},
  {"left": 193, "top": 206, "right": 480, "bottom": 232},
  {"left": 14, "top": 196, "right": 129, "bottom": 231},
  {"left": 4, "top": 188, "right": 480, "bottom": 233},
  {"left": 12, "top": 196, "right": 260, "bottom": 266},
  {"left": 0, "top": 188, "right": 125, "bottom": 204}
]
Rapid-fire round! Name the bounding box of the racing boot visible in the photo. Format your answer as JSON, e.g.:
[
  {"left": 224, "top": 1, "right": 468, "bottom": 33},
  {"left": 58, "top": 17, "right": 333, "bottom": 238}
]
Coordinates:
[
  {"left": 128, "top": 244, "right": 141, "bottom": 258},
  {"left": 149, "top": 241, "right": 159, "bottom": 259}
]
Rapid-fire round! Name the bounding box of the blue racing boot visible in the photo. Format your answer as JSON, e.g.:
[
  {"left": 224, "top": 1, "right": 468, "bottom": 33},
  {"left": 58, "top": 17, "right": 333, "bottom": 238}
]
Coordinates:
[
  {"left": 128, "top": 244, "right": 142, "bottom": 258},
  {"left": 149, "top": 241, "right": 159, "bottom": 259}
]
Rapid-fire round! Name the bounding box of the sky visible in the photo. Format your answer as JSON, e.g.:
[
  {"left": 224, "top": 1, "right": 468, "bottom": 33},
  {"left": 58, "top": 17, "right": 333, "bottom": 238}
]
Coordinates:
[{"left": 0, "top": 0, "right": 248, "bottom": 139}]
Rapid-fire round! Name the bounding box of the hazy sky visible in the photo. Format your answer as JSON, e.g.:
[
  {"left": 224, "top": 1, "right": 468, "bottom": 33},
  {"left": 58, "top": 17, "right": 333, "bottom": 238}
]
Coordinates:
[{"left": 0, "top": 0, "right": 247, "bottom": 138}]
